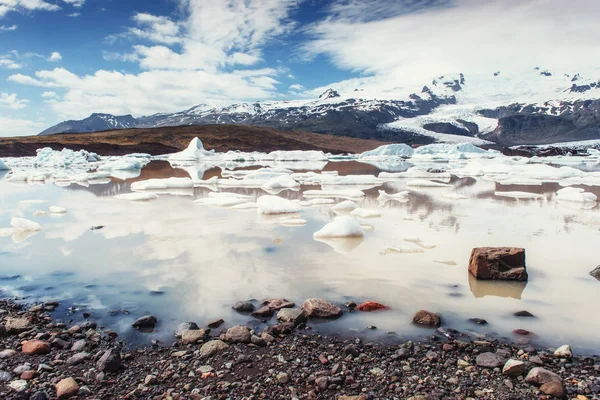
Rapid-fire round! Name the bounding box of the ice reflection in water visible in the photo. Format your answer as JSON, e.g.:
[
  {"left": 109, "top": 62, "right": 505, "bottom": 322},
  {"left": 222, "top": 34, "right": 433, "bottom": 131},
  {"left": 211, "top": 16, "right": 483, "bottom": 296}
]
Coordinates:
[{"left": 0, "top": 160, "right": 599, "bottom": 352}]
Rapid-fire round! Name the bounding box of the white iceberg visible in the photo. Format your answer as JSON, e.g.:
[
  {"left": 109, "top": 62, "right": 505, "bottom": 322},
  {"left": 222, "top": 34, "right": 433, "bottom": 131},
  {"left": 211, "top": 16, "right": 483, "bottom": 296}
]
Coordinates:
[
  {"left": 98, "top": 157, "right": 148, "bottom": 171},
  {"left": 331, "top": 200, "right": 359, "bottom": 212},
  {"left": 350, "top": 208, "right": 382, "bottom": 218},
  {"left": 377, "top": 190, "right": 410, "bottom": 203},
  {"left": 131, "top": 178, "right": 194, "bottom": 191},
  {"left": 266, "top": 150, "right": 327, "bottom": 161},
  {"left": 494, "top": 191, "right": 545, "bottom": 200},
  {"left": 313, "top": 216, "right": 364, "bottom": 238},
  {"left": 380, "top": 245, "right": 424, "bottom": 254},
  {"left": 0, "top": 158, "right": 10, "bottom": 170},
  {"left": 261, "top": 175, "right": 300, "bottom": 190},
  {"left": 359, "top": 144, "right": 414, "bottom": 159},
  {"left": 379, "top": 167, "right": 451, "bottom": 181},
  {"left": 11, "top": 217, "right": 41, "bottom": 231},
  {"left": 168, "top": 138, "right": 214, "bottom": 161},
  {"left": 555, "top": 187, "right": 597, "bottom": 203},
  {"left": 303, "top": 188, "right": 365, "bottom": 198},
  {"left": 442, "top": 193, "right": 469, "bottom": 200},
  {"left": 406, "top": 179, "right": 452, "bottom": 188},
  {"left": 49, "top": 206, "right": 67, "bottom": 214},
  {"left": 115, "top": 192, "right": 159, "bottom": 201},
  {"left": 256, "top": 195, "right": 301, "bottom": 214},
  {"left": 278, "top": 218, "right": 307, "bottom": 226}
]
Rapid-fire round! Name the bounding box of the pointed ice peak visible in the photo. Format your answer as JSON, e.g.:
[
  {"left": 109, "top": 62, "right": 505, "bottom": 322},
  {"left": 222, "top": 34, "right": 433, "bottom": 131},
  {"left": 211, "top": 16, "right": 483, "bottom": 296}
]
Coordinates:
[
  {"left": 319, "top": 88, "right": 340, "bottom": 100},
  {"left": 187, "top": 137, "right": 205, "bottom": 152}
]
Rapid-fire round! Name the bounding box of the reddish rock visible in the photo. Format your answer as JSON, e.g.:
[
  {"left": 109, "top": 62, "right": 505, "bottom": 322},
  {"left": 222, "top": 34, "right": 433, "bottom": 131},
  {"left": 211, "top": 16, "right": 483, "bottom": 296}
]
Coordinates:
[
  {"left": 412, "top": 310, "right": 441, "bottom": 327},
  {"left": 318, "top": 354, "right": 329, "bottom": 365},
  {"left": 540, "top": 381, "right": 567, "bottom": 398},
  {"left": 20, "top": 370, "right": 37, "bottom": 380},
  {"left": 356, "top": 301, "right": 390, "bottom": 312},
  {"left": 22, "top": 340, "right": 51, "bottom": 355},
  {"left": 513, "top": 329, "right": 532, "bottom": 336},
  {"left": 468, "top": 247, "right": 528, "bottom": 281},
  {"left": 263, "top": 298, "right": 295, "bottom": 310}
]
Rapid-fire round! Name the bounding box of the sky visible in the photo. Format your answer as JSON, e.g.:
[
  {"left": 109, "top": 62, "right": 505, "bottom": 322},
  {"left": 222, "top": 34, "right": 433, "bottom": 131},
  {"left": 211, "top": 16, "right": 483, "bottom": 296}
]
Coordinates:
[{"left": 0, "top": 0, "right": 599, "bottom": 136}]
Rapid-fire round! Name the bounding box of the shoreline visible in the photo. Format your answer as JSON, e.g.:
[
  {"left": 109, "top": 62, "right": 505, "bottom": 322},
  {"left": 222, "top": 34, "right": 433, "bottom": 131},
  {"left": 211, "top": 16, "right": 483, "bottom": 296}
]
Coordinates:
[{"left": 1, "top": 298, "right": 599, "bottom": 399}]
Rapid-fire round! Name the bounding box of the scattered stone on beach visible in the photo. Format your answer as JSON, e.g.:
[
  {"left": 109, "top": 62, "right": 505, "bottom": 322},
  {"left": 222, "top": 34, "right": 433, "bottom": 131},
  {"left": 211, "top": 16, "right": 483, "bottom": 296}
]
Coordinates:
[
  {"left": 513, "top": 329, "right": 532, "bottom": 336},
  {"left": 174, "top": 321, "right": 199, "bottom": 338},
  {"left": 276, "top": 308, "right": 308, "bottom": 325},
  {"left": 590, "top": 265, "right": 600, "bottom": 280},
  {"left": 56, "top": 377, "right": 79, "bottom": 398},
  {"left": 22, "top": 340, "right": 51, "bottom": 355},
  {"left": 71, "top": 339, "right": 86, "bottom": 351},
  {"left": 503, "top": 359, "right": 526, "bottom": 377},
  {"left": 5, "top": 317, "right": 31, "bottom": 334},
  {"left": 302, "top": 298, "right": 343, "bottom": 318},
  {"left": 97, "top": 348, "right": 122, "bottom": 373},
  {"left": 224, "top": 325, "right": 252, "bottom": 343},
  {"left": 66, "top": 352, "right": 90, "bottom": 365},
  {"left": 540, "top": 381, "right": 567, "bottom": 398},
  {"left": 0, "top": 349, "right": 17, "bottom": 359},
  {"left": 554, "top": 344, "right": 572, "bottom": 359},
  {"left": 469, "top": 247, "right": 528, "bottom": 281},
  {"left": 276, "top": 372, "right": 289, "bottom": 384},
  {"left": 29, "top": 392, "right": 49, "bottom": 400},
  {"left": 356, "top": 301, "right": 390, "bottom": 312},
  {"left": 514, "top": 310, "right": 535, "bottom": 317},
  {"left": 132, "top": 315, "right": 157, "bottom": 330},
  {"left": 200, "top": 340, "right": 230, "bottom": 357},
  {"left": 207, "top": 318, "right": 224, "bottom": 328},
  {"left": 180, "top": 328, "right": 208, "bottom": 344},
  {"left": 476, "top": 352, "right": 505, "bottom": 368},
  {"left": 9, "top": 379, "right": 28, "bottom": 392},
  {"left": 412, "top": 310, "right": 441, "bottom": 327},
  {"left": 468, "top": 318, "right": 488, "bottom": 325},
  {"left": 263, "top": 298, "right": 295, "bottom": 310},
  {"left": 525, "top": 367, "right": 562, "bottom": 386},
  {"left": 338, "top": 396, "right": 367, "bottom": 400},
  {"left": 251, "top": 305, "right": 274, "bottom": 318},
  {"left": 233, "top": 301, "right": 255, "bottom": 313}
]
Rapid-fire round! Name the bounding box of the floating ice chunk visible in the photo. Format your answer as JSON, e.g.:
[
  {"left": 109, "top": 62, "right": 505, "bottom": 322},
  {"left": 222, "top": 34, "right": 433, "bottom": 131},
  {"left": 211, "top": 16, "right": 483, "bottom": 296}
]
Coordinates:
[
  {"left": 558, "top": 175, "right": 600, "bottom": 187},
  {"left": 379, "top": 167, "right": 451, "bottom": 181},
  {"left": 208, "top": 192, "right": 253, "bottom": 200},
  {"left": 414, "top": 143, "right": 486, "bottom": 156},
  {"left": 303, "top": 189, "right": 365, "bottom": 198},
  {"left": 509, "top": 164, "right": 585, "bottom": 181},
  {"left": 230, "top": 202, "right": 258, "bottom": 210},
  {"left": 5, "top": 172, "right": 29, "bottom": 182},
  {"left": 360, "top": 224, "right": 374, "bottom": 231},
  {"left": 266, "top": 150, "right": 327, "bottom": 161},
  {"left": 261, "top": 175, "right": 300, "bottom": 190},
  {"left": 168, "top": 138, "right": 214, "bottom": 161},
  {"left": 406, "top": 179, "right": 452, "bottom": 188},
  {"left": 33, "top": 210, "right": 49, "bottom": 216},
  {"left": 132, "top": 177, "right": 194, "bottom": 191},
  {"left": 195, "top": 197, "right": 249, "bottom": 207},
  {"left": 380, "top": 245, "right": 424, "bottom": 254},
  {"left": 449, "top": 166, "right": 484, "bottom": 177},
  {"left": 313, "top": 216, "right": 364, "bottom": 238},
  {"left": 494, "top": 191, "right": 545, "bottom": 200},
  {"left": 497, "top": 177, "right": 543, "bottom": 186},
  {"left": 0, "top": 158, "right": 10, "bottom": 170},
  {"left": 555, "top": 187, "right": 597, "bottom": 203},
  {"left": 350, "top": 208, "right": 382, "bottom": 218},
  {"left": 98, "top": 157, "right": 147, "bottom": 171},
  {"left": 377, "top": 190, "right": 410, "bottom": 203},
  {"left": 279, "top": 218, "right": 307, "bottom": 226},
  {"left": 256, "top": 195, "right": 301, "bottom": 214},
  {"left": 417, "top": 241, "right": 436, "bottom": 249},
  {"left": 442, "top": 193, "right": 468, "bottom": 200},
  {"left": 359, "top": 144, "right": 414, "bottom": 159},
  {"left": 321, "top": 174, "right": 382, "bottom": 185},
  {"left": 11, "top": 217, "right": 41, "bottom": 231},
  {"left": 29, "top": 147, "right": 98, "bottom": 168},
  {"left": 314, "top": 237, "right": 363, "bottom": 254},
  {"left": 301, "top": 198, "right": 336, "bottom": 206},
  {"left": 192, "top": 176, "right": 218, "bottom": 188},
  {"left": 434, "top": 260, "right": 457, "bottom": 265},
  {"left": 331, "top": 200, "right": 358, "bottom": 212},
  {"left": 49, "top": 206, "right": 67, "bottom": 214},
  {"left": 115, "top": 192, "right": 159, "bottom": 201}
]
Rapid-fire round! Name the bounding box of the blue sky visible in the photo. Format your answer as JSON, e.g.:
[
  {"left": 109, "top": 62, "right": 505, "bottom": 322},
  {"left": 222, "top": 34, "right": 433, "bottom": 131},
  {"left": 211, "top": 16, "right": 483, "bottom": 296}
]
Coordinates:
[{"left": 0, "top": 0, "right": 598, "bottom": 136}]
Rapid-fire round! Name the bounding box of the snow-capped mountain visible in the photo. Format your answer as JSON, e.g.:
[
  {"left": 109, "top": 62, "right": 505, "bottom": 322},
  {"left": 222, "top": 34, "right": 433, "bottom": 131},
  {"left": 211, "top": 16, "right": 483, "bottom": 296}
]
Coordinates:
[
  {"left": 38, "top": 69, "right": 600, "bottom": 146},
  {"left": 39, "top": 113, "right": 138, "bottom": 136}
]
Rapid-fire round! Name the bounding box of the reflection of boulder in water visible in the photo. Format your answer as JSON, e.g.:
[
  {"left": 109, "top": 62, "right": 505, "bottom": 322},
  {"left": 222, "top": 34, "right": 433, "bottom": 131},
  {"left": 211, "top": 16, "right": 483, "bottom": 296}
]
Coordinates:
[
  {"left": 314, "top": 237, "right": 363, "bottom": 254},
  {"left": 468, "top": 274, "right": 527, "bottom": 299}
]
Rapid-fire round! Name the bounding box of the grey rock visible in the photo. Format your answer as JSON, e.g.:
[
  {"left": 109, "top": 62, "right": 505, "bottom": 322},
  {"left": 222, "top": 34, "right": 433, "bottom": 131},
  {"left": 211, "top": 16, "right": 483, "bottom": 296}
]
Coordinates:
[
  {"left": 0, "top": 370, "right": 12, "bottom": 383},
  {"left": 96, "top": 348, "right": 122, "bottom": 373},
  {"left": 276, "top": 308, "right": 307, "bottom": 326},
  {"left": 302, "top": 298, "right": 343, "bottom": 319},
  {"left": 590, "top": 265, "right": 600, "bottom": 280},
  {"left": 224, "top": 325, "right": 251, "bottom": 343},
  {"left": 67, "top": 352, "right": 90, "bottom": 365},
  {"left": 181, "top": 329, "right": 208, "bottom": 345},
  {"left": 199, "top": 340, "right": 229, "bottom": 357},
  {"left": 250, "top": 335, "right": 266, "bottom": 347},
  {"left": 4, "top": 317, "right": 31, "bottom": 334},
  {"left": 174, "top": 322, "right": 199, "bottom": 338},
  {"left": 276, "top": 372, "right": 289, "bottom": 384},
  {"left": 0, "top": 349, "right": 16, "bottom": 359},
  {"left": 554, "top": 345, "right": 572, "bottom": 359},
  {"left": 71, "top": 339, "right": 86, "bottom": 352},
  {"left": 525, "top": 367, "right": 562, "bottom": 387},
  {"left": 476, "top": 352, "right": 505, "bottom": 368},
  {"left": 13, "top": 364, "right": 32, "bottom": 375},
  {"left": 502, "top": 359, "right": 526, "bottom": 377},
  {"left": 232, "top": 301, "right": 255, "bottom": 312},
  {"left": 132, "top": 315, "right": 157, "bottom": 330},
  {"left": 29, "top": 391, "right": 49, "bottom": 400}
]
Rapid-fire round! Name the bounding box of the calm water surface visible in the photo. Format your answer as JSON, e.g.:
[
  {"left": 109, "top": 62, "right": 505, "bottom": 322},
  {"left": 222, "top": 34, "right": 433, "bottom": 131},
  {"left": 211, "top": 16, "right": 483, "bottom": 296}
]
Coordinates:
[{"left": 1, "top": 160, "right": 600, "bottom": 353}]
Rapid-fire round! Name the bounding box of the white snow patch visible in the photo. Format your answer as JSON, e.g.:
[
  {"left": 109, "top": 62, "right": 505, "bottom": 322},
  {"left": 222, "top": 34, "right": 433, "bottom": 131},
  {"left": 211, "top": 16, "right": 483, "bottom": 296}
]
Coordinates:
[
  {"left": 313, "top": 216, "right": 364, "bottom": 238},
  {"left": 11, "top": 217, "right": 41, "bottom": 231}
]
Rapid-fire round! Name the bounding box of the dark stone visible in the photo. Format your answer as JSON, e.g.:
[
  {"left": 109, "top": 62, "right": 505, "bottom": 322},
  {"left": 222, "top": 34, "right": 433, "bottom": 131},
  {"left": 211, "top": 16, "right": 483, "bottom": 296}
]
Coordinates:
[
  {"left": 132, "top": 315, "right": 157, "bottom": 330},
  {"left": 96, "top": 348, "right": 122, "bottom": 373},
  {"left": 514, "top": 310, "right": 535, "bottom": 318},
  {"left": 469, "top": 247, "right": 528, "bottom": 281},
  {"left": 174, "top": 322, "right": 199, "bottom": 338},
  {"left": 412, "top": 310, "right": 441, "bottom": 328},
  {"left": 468, "top": 318, "right": 488, "bottom": 325},
  {"left": 207, "top": 319, "right": 224, "bottom": 328},
  {"left": 29, "top": 392, "right": 49, "bottom": 400},
  {"left": 232, "top": 301, "right": 255, "bottom": 313},
  {"left": 590, "top": 266, "right": 600, "bottom": 281}
]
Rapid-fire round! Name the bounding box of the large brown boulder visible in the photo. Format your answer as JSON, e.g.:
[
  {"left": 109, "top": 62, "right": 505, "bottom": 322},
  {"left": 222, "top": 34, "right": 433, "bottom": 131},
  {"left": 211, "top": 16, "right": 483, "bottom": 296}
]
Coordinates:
[
  {"left": 469, "top": 247, "right": 528, "bottom": 281},
  {"left": 302, "top": 298, "right": 343, "bottom": 319},
  {"left": 412, "top": 310, "right": 441, "bottom": 327}
]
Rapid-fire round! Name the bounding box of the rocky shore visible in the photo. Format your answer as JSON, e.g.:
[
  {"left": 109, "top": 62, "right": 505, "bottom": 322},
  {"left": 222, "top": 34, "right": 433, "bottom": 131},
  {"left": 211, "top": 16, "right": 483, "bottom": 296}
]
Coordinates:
[{"left": 1, "top": 298, "right": 599, "bottom": 400}]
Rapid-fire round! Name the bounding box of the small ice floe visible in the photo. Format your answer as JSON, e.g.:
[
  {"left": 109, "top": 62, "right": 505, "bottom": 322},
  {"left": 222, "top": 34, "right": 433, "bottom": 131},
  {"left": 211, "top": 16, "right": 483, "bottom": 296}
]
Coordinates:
[
  {"left": 377, "top": 190, "right": 409, "bottom": 204},
  {"left": 0, "top": 158, "right": 10, "bottom": 170},
  {"left": 256, "top": 195, "right": 301, "bottom": 214},
  {"left": 379, "top": 167, "right": 451, "bottom": 182},
  {"left": 49, "top": 206, "right": 67, "bottom": 214},
  {"left": 98, "top": 157, "right": 147, "bottom": 171},
  {"left": 303, "top": 188, "right": 365, "bottom": 198},
  {"left": 230, "top": 202, "right": 258, "bottom": 210},
  {"left": 350, "top": 208, "right": 382, "bottom": 218},
  {"left": 115, "top": 192, "right": 159, "bottom": 202},
  {"left": 314, "top": 237, "right": 364, "bottom": 254},
  {"left": 266, "top": 150, "right": 327, "bottom": 161},
  {"left": 494, "top": 191, "right": 545, "bottom": 200},
  {"left": 406, "top": 179, "right": 452, "bottom": 188},
  {"left": 320, "top": 174, "right": 382, "bottom": 186},
  {"left": 278, "top": 217, "right": 307, "bottom": 226},
  {"left": 11, "top": 217, "right": 41, "bottom": 231},
  {"left": 359, "top": 143, "right": 414, "bottom": 159},
  {"left": 193, "top": 176, "right": 219, "bottom": 188},
  {"left": 331, "top": 200, "right": 359, "bottom": 212},
  {"left": 442, "top": 193, "right": 468, "bottom": 200},
  {"left": 168, "top": 137, "right": 214, "bottom": 161},
  {"left": 555, "top": 187, "right": 598, "bottom": 203},
  {"left": 194, "top": 193, "right": 250, "bottom": 207},
  {"left": 380, "top": 245, "right": 424, "bottom": 255},
  {"left": 558, "top": 174, "right": 600, "bottom": 187},
  {"left": 300, "top": 198, "right": 336, "bottom": 206},
  {"left": 313, "top": 216, "right": 364, "bottom": 238},
  {"left": 361, "top": 224, "right": 374, "bottom": 231},
  {"left": 132, "top": 178, "right": 194, "bottom": 191},
  {"left": 261, "top": 175, "right": 300, "bottom": 191},
  {"left": 496, "top": 177, "right": 543, "bottom": 186}
]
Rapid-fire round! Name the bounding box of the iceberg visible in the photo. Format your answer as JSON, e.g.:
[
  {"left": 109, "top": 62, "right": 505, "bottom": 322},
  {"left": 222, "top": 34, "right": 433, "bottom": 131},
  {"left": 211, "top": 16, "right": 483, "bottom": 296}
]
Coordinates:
[
  {"left": 379, "top": 167, "right": 451, "bottom": 181},
  {"left": 406, "top": 179, "right": 452, "bottom": 187},
  {"left": 377, "top": 190, "right": 410, "bottom": 203},
  {"left": 278, "top": 218, "right": 307, "bottom": 226},
  {"left": 303, "top": 188, "right": 365, "bottom": 198},
  {"left": 29, "top": 147, "right": 98, "bottom": 168},
  {"left": 131, "top": 178, "right": 194, "bottom": 191},
  {"left": 11, "top": 217, "right": 41, "bottom": 231},
  {"left": 350, "top": 208, "right": 382, "bottom": 218},
  {"left": 168, "top": 138, "right": 214, "bottom": 161},
  {"left": 442, "top": 193, "right": 468, "bottom": 200},
  {"left": 266, "top": 150, "right": 327, "bottom": 161},
  {"left": 313, "top": 216, "right": 364, "bottom": 238},
  {"left": 256, "top": 195, "right": 301, "bottom": 214},
  {"left": 98, "top": 157, "right": 148, "bottom": 171},
  {"left": 555, "top": 187, "right": 597, "bottom": 203},
  {"left": 261, "top": 175, "right": 300, "bottom": 190},
  {"left": 49, "top": 206, "right": 67, "bottom": 214},
  {"left": 359, "top": 144, "right": 414, "bottom": 159},
  {"left": 494, "top": 191, "right": 545, "bottom": 200},
  {"left": 0, "top": 158, "right": 10, "bottom": 170},
  {"left": 331, "top": 200, "right": 359, "bottom": 212},
  {"left": 115, "top": 192, "right": 159, "bottom": 201}
]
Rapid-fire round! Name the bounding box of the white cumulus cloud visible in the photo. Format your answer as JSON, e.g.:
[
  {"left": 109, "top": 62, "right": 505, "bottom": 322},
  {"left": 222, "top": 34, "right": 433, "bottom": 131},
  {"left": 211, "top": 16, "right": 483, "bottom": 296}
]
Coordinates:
[
  {"left": 0, "top": 24, "right": 17, "bottom": 31},
  {"left": 0, "top": 117, "right": 44, "bottom": 136},
  {"left": 62, "top": 0, "right": 85, "bottom": 7},
  {"left": 0, "top": 92, "right": 29, "bottom": 109},
  {"left": 47, "top": 51, "right": 62, "bottom": 62},
  {"left": 0, "top": 0, "right": 60, "bottom": 18}
]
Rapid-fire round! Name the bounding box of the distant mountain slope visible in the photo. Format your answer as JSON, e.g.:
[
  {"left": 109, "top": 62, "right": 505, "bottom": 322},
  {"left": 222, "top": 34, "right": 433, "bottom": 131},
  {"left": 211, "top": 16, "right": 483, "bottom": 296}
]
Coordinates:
[
  {"left": 2, "top": 124, "right": 389, "bottom": 157},
  {"left": 38, "top": 69, "right": 600, "bottom": 146},
  {"left": 39, "top": 113, "right": 139, "bottom": 136}
]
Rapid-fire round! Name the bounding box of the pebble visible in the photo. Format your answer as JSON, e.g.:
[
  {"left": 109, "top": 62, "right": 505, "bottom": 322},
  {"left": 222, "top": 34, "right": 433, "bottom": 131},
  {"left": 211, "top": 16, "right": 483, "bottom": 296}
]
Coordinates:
[
  {"left": 56, "top": 377, "right": 80, "bottom": 398},
  {"left": 276, "top": 372, "right": 289, "bottom": 384},
  {"left": 9, "top": 379, "right": 28, "bottom": 391}
]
